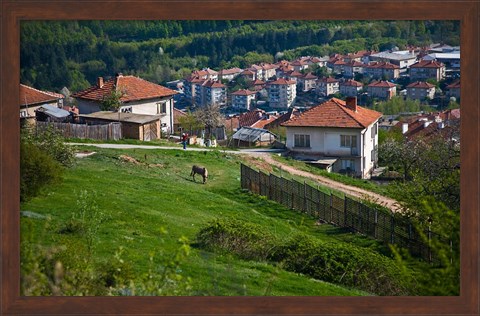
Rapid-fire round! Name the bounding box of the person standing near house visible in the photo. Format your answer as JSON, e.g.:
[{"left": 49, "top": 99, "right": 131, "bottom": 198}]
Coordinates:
[{"left": 182, "top": 133, "right": 188, "bottom": 150}]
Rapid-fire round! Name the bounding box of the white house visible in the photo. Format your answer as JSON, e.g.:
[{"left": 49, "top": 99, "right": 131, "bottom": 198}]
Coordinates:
[
  {"left": 282, "top": 97, "right": 382, "bottom": 179},
  {"left": 316, "top": 77, "right": 339, "bottom": 97},
  {"left": 72, "top": 74, "right": 177, "bottom": 134},
  {"left": 339, "top": 79, "right": 363, "bottom": 97},
  {"left": 231, "top": 89, "right": 256, "bottom": 110},
  {"left": 367, "top": 81, "right": 397, "bottom": 100},
  {"left": 409, "top": 60, "right": 446, "bottom": 81}
]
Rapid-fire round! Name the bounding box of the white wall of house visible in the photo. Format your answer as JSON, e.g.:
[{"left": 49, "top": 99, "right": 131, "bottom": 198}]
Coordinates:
[
  {"left": 285, "top": 123, "right": 378, "bottom": 178},
  {"left": 406, "top": 87, "right": 435, "bottom": 100},
  {"left": 232, "top": 94, "right": 255, "bottom": 110}
]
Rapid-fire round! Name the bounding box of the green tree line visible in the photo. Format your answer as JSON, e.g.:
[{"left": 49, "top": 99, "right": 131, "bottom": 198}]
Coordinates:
[{"left": 21, "top": 20, "right": 459, "bottom": 92}]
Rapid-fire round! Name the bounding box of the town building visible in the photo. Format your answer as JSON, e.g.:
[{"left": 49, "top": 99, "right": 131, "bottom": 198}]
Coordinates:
[
  {"left": 363, "top": 61, "right": 400, "bottom": 80},
  {"left": 267, "top": 78, "right": 297, "bottom": 109},
  {"left": 446, "top": 80, "right": 461, "bottom": 100},
  {"left": 339, "top": 79, "right": 363, "bottom": 97},
  {"left": 20, "top": 84, "right": 65, "bottom": 123},
  {"left": 316, "top": 77, "right": 339, "bottom": 97},
  {"left": 367, "top": 81, "right": 397, "bottom": 100},
  {"left": 409, "top": 60, "right": 446, "bottom": 81},
  {"left": 405, "top": 81, "right": 436, "bottom": 100},
  {"left": 231, "top": 89, "right": 257, "bottom": 110},
  {"left": 282, "top": 97, "right": 382, "bottom": 179}
]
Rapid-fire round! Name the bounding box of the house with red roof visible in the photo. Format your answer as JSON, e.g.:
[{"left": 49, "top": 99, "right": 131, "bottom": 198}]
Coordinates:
[
  {"left": 409, "top": 60, "right": 446, "bottom": 81},
  {"left": 297, "top": 73, "right": 318, "bottom": 92},
  {"left": 343, "top": 61, "right": 366, "bottom": 78},
  {"left": 316, "top": 77, "right": 339, "bottom": 97},
  {"left": 446, "top": 80, "right": 461, "bottom": 100},
  {"left": 282, "top": 97, "right": 382, "bottom": 178},
  {"left": 199, "top": 80, "right": 227, "bottom": 107},
  {"left": 367, "top": 81, "right": 397, "bottom": 100},
  {"left": 363, "top": 61, "right": 400, "bottom": 80},
  {"left": 339, "top": 79, "right": 363, "bottom": 97},
  {"left": 231, "top": 89, "right": 257, "bottom": 110},
  {"left": 72, "top": 73, "right": 177, "bottom": 134},
  {"left": 20, "top": 84, "right": 65, "bottom": 122},
  {"left": 267, "top": 78, "right": 297, "bottom": 109},
  {"left": 218, "top": 67, "right": 243, "bottom": 82},
  {"left": 406, "top": 81, "right": 436, "bottom": 100}
]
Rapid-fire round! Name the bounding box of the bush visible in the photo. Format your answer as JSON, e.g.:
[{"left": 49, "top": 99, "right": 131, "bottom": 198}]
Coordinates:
[
  {"left": 196, "top": 220, "right": 415, "bottom": 295},
  {"left": 20, "top": 141, "right": 63, "bottom": 201}
]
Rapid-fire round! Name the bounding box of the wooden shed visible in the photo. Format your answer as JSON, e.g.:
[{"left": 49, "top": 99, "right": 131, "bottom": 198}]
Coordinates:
[{"left": 79, "top": 111, "right": 161, "bottom": 141}]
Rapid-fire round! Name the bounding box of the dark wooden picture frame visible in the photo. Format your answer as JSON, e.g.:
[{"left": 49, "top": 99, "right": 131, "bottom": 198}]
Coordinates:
[{"left": 1, "top": 0, "right": 478, "bottom": 315}]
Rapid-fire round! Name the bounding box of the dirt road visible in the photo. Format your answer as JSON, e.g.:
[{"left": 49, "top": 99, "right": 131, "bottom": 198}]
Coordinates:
[{"left": 245, "top": 152, "right": 403, "bottom": 213}]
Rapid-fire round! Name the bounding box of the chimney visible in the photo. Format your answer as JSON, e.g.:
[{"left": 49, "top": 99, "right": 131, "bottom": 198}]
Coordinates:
[
  {"left": 345, "top": 97, "right": 358, "bottom": 112},
  {"left": 402, "top": 123, "right": 409, "bottom": 134},
  {"left": 97, "top": 77, "right": 104, "bottom": 88}
]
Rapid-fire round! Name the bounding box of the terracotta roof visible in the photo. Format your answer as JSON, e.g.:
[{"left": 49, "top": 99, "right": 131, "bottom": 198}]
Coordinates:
[
  {"left": 232, "top": 89, "right": 256, "bottom": 96},
  {"left": 203, "top": 80, "right": 226, "bottom": 88},
  {"left": 185, "top": 76, "right": 205, "bottom": 83},
  {"left": 291, "top": 60, "right": 308, "bottom": 66},
  {"left": 251, "top": 79, "right": 266, "bottom": 85},
  {"left": 251, "top": 115, "right": 278, "bottom": 129},
  {"left": 173, "top": 108, "right": 187, "bottom": 124},
  {"left": 345, "top": 61, "right": 366, "bottom": 67},
  {"left": 219, "top": 67, "right": 243, "bottom": 75},
  {"left": 282, "top": 98, "right": 381, "bottom": 129},
  {"left": 301, "top": 73, "right": 318, "bottom": 80},
  {"left": 406, "top": 81, "right": 435, "bottom": 89},
  {"left": 268, "top": 78, "right": 296, "bottom": 85},
  {"left": 20, "top": 84, "right": 63, "bottom": 106},
  {"left": 241, "top": 69, "right": 255, "bottom": 75},
  {"left": 287, "top": 71, "right": 304, "bottom": 78},
  {"left": 264, "top": 108, "right": 300, "bottom": 129},
  {"left": 410, "top": 60, "right": 444, "bottom": 68},
  {"left": 317, "top": 77, "right": 339, "bottom": 84},
  {"left": 238, "top": 109, "right": 267, "bottom": 127},
  {"left": 368, "top": 81, "right": 396, "bottom": 88},
  {"left": 446, "top": 80, "right": 461, "bottom": 89},
  {"left": 261, "top": 63, "right": 278, "bottom": 70},
  {"left": 365, "top": 61, "right": 399, "bottom": 69},
  {"left": 72, "top": 75, "right": 177, "bottom": 102},
  {"left": 341, "top": 79, "right": 363, "bottom": 87}
]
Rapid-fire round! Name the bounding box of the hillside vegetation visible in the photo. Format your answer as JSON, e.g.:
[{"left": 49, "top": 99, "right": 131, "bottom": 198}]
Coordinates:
[
  {"left": 21, "top": 20, "right": 460, "bottom": 92},
  {"left": 21, "top": 147, "right": 416, "bottom": 296}
]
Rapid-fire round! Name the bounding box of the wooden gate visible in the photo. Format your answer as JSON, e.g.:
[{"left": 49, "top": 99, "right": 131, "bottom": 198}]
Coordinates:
[{"left": 143, "top": 122, "right": 158, "bottom": 141}]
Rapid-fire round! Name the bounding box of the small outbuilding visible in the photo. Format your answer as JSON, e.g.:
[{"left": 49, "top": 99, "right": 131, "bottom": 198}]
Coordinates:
[
  {"left": 35, "top": 104, "right": 72, "bottom": 122},
  {"left": 231, "top": 126, "right": 277, "bottom": 147},
  {"left": 79, "top": 111, "right": 162, "bottom": 141}
]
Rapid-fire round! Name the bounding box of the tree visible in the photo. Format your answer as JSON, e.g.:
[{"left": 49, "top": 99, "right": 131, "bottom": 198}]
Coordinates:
[
  {"left": 177, "top": 111, "right": 203, "bottom": 136},
  {"left": 194, "top": 104, "right": 225, "bottom": 140}
]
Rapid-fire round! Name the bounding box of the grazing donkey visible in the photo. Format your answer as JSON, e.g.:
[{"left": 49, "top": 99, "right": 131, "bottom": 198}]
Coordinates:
[{"left": 191, "top": 165, "right": 208, "bottom": 184}]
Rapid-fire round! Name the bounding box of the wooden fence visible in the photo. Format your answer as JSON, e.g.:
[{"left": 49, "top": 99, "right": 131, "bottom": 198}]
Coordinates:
[
  {"left": 241, "top": 163, "right": 447, "bottom": 262},
  {"left": 36, "top": 121, "right": 122, "bottom": 141}
]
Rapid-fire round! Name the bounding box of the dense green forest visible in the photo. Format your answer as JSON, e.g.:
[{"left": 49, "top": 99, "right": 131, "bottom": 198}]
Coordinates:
[{"left": 20, "top": 20, "right": 460, "bottom": 92}]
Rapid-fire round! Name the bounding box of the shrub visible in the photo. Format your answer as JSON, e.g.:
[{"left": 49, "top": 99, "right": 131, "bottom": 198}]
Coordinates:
[
  {"left": 196, "top": 220, "right": 415, "bottom": 295},
  {"left": 20, "top": 141, "right": 63, "bottom": 201},
  {"left": 196, "top": 218, "right": 276, "bottom": 261}
]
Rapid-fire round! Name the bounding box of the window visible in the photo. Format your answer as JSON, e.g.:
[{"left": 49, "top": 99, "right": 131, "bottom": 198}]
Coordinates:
[
  {"left": 294, "top": 134, "right": 310, "bottom": 148},
  {"left": 341, "top": 159, "right": 356, "bottom": 171},
  {"left": 157, "top": 102, "right": 167, "bottom": 114},
  {"left": 340, "top": 135, "right": 357, "bottom": 148},
  {"left": 371, "top": 123, "right": 378, "bottom": 138}
]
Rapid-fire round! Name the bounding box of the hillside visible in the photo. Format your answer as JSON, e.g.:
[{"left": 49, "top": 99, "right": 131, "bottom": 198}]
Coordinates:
[
  {"left": 20, "top": 20, "right": 459, "bottom": 92},
  {"left": 21, "top": 147, "right": 406, "bottom": 296}
]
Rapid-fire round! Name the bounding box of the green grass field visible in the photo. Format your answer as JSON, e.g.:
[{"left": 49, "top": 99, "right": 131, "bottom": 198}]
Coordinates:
[{"left": 21, "top": 147, "right": 394, "bottom": 296}]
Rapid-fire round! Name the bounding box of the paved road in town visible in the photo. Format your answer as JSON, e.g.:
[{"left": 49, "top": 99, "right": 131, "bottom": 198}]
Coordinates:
[{"left": 69, "top": 143, "right": 402, "bottom": 212}]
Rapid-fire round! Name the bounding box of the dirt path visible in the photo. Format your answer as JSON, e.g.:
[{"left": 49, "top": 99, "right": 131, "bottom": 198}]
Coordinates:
[{"left": 245, "top": 153, "right": 403, "bottom": 213}]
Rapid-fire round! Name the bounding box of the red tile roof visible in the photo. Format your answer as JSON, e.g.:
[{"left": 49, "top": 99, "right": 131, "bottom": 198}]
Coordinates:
[
  {"left": 238, "top": 109, "right": 267, "bottom": 127},
  {"left": 203, "top": 80, "right": 226, "bottom": 88},
  {"left": 341, "top": 79, "right": 363, "bottom": 87},
  {"left": 365, "top": 61, "right": 399, "bottom": 69},
  {"left": 282, "top": 98, "right": 381, "bottom": 129},
  {"left": 317, "top": 77, "right": 339, "bottom": 84},
  {"left": 446, "top": 80, "right": 461, "bottom": 89},
  {"left": 368, "top": 81, "right": 396, "bottom": 88},
  {"left": 72, "top": 75, "right": 177, "bottom": 102},
  {"left": 232, "top": 89, "right": 256, "bottom": 96},
  {"left": 219, "top": 67, "right": 243, "bottom": 75},
  {"left": 345, "top": 61, "right": 366, "bottom": 67},
  {"left": 288, "top": 71, "right": 304, "bottom": 78},
  {"left": 20, "top": 84, "right": 63, "bottom": 106},
  {"left": 410, "top": 60, "right": 444, "bottom": 68},
  {"left": 406, "top": 81, "right": 435, "bottom": 89},
  {"left": 301, "top": 73, "right": 318, "bottom": 80},
  {"left": 268, "top": 78, "right": 296, "bottom": 85},
  {"left": 251, "top": 79, "right": 266, "bottom": 86},
  {"left": 251, "top": 115, "right": 278, "bottom": 129}
]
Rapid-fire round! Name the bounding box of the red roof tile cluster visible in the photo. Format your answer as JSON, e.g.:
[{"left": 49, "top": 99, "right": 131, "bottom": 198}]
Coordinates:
[
  {"left": 446, "top": 80, "right": 460, "bottom": 89},
  {"left": 282, "top": 98, "right": 381, "bottom": 129},
  {"left": 203, "top": 80, "right": 226, "bottom": 88},
  {"left": 365, "top": 61, "right": 399, "bottom": 69},
  {"left": 219, "top": 67, "right": 243, "bottom": 75},
  {"left": 410, "top": 60, "right": 444, "bottom": 68},
  {"left": 345, "top": 61, "right": 366, "bottom": 67},
  {"left": 268, "top": 78, "right": 296, "bottom": 85},
  {"left": 287, "top": 71, "right": 303, "bottom": 78},
  {"left": 20, "top": 84, "right": 63, "bottom": 106},
  {"left": 232, "top": 89, "right": 256, "bottom": 96},
  {"left": 72, "top": 74, "right": 177, "bottom": 102},
  {"left": 264, "top": 108, "right": 300, "bottom": 130},
  {"left": 238, "top": 109, "right": 267, "bottom": 127},
  {"left": 251, "top": 115, "right": 278, "bottom": 129},
  {"left": 341, "top": 79, "right": 363, "bottom": 87},
  {"left": 301, "top": 73, "right": 318, "bottom": 80},
  {"left": 406, "top": 81, "right": 435, "bottom": 89},
  {"left": 317, "top": 77, "right": 339, "bottom": 84},
  {"left": 368, "top": 81, "right": 396, "bottom": 88}
]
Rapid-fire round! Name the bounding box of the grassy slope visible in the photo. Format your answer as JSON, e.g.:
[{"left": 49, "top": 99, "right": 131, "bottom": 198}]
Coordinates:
[{"left": 21, "top": 147, "right": 387, "bottom": 296}]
